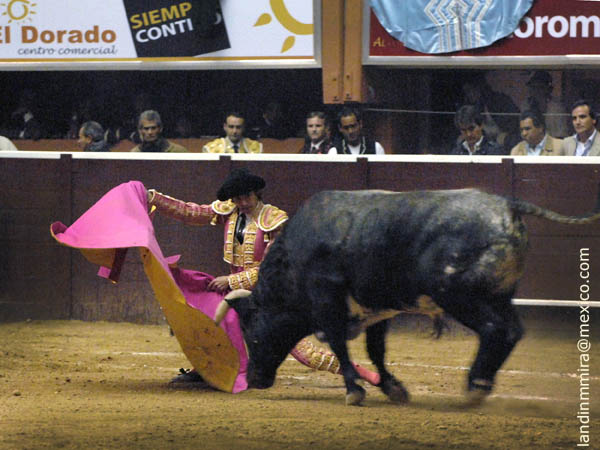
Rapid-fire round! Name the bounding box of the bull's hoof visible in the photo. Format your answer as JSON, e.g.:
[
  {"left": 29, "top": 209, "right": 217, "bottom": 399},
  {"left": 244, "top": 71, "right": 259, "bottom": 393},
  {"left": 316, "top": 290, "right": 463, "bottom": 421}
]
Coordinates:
[
  {"left": 345, "top": 387, "right": 366, "bottom": 406},
  {"left": 464, "top": 388, "right": 489, "bottom": 407},
  {"left": 381, "top": 378, "right": 409, "bottom": 404},
  {"left": 464, "top": 378, "right": 493, "bottom": 407}
]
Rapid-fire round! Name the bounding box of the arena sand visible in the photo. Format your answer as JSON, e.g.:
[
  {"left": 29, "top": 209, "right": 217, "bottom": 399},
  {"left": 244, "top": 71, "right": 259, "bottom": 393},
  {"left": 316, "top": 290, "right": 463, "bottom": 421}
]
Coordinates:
[{"left": 0, "top": 314, "right": 597, "bottom": 450}]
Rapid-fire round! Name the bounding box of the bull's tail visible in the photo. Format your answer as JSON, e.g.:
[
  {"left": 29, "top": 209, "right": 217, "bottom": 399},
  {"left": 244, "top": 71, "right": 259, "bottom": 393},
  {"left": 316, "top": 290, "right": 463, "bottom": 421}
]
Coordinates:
[{"left": 510, "top": 191, "right": 600, "bottom": 225}]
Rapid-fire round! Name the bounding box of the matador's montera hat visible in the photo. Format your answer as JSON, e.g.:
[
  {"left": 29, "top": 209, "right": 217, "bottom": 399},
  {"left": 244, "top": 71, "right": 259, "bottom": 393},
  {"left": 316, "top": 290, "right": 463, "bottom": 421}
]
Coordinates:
[{"left": 217, "top": 168, "right": 266, "bottom": 201}]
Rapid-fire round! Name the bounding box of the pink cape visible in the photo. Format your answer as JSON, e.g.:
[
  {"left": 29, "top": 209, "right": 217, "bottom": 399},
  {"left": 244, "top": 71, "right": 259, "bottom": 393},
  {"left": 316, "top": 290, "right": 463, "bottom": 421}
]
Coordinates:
[{"left": 50, "top": 181, "right": 248, "bottom": 393}]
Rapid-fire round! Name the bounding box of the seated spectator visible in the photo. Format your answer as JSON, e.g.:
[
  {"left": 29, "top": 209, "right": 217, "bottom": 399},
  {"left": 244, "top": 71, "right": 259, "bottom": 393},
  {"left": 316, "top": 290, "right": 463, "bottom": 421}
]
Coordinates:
[
  {"left": 8, "top": 89, "right": 44, "bottom": 140},
  {"left": 300, "top": 111, "right": 332, "bottom": 154},
  {"left": 174, "top": 115, "right": 194, "bottom": 138},
  {"left": 328, "top": 107, "right": 385, "bottom": 155},
  {"left": 66, "top": 99, "right": 95, "bottom": 140},
  {"left": 460, "top": 72, "right": 520, "bottom": 151},
  {"left": 203, "top": 112, "right": 262, "bottom": 153},
  {"left": 510, "top": 110, "right": 563, "bottom": 156},
  {"left": 561, "top": 99, "right": 600, "bottom": 157},
  {"left": 130, "top": 110, "right": 188, "bottom": 153},
  {"left": 111, "top": 92, "right": 157, "bottom": 145},
  {"left": 0, "top": 135, "right": 17, "bottom": 151},
  {"left": 249, "top": 101, "right": 290, "bottom": 140},
  {"left": 77, "top": 121, "right": 111, "bottom": 152},
  {"left": 450, "top": 105, "right": 505, "bottom": 155},
  {"left": 521, "top": 71, "right": 569, "bottom": 139}
]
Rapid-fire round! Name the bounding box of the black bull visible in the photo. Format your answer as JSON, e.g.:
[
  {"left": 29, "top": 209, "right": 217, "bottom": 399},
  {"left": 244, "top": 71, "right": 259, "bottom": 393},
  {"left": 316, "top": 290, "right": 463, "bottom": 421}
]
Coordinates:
[{"left": 216, "top": 188, "right": 600, "bottom": 405}]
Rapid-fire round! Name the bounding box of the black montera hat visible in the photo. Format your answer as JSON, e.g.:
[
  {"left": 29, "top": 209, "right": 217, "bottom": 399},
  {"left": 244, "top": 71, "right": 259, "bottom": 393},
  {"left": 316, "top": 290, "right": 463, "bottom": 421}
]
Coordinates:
[{"left": 217, "top": 168, "right": 266, "bottom": 201}]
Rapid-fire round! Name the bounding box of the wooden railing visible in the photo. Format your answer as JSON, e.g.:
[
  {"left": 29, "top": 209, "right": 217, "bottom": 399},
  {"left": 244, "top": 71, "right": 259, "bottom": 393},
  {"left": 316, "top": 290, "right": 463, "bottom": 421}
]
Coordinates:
[{"left": 13, "top": 137, "right": 306, "bottom": 154}]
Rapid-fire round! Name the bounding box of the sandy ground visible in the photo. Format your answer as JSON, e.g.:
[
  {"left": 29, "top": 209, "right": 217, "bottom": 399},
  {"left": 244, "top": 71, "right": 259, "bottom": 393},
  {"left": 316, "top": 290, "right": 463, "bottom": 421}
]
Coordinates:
[{"left": 0, "top": 316, "right": 597, "bottom": 450}]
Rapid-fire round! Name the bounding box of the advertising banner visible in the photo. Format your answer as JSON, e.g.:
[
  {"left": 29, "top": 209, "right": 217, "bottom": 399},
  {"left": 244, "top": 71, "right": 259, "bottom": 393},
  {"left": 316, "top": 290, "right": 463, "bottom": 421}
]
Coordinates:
[
  {"left": 0, "top": 0, "right": 316, "bottom": 66},
  {"left": 366, "top": 0, "right": 600, "bottom": 65}
]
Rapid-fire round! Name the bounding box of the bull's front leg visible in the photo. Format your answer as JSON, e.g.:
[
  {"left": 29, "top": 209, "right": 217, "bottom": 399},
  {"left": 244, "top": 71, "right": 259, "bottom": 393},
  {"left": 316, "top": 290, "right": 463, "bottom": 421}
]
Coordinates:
[
  {"left": 325, "top": 333, "right": 366, "bottom": 406},
  {"left": 313, "top": 300, "right": 365, "bottom": 405},
  {"left": 366, "top": 320, "right": 409, "bottom": 403}
]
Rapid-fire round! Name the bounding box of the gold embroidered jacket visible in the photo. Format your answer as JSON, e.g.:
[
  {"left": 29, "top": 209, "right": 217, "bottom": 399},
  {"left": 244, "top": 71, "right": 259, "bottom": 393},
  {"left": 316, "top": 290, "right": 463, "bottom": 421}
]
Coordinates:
[
  {"left": 202, "top": 137, "right": 262, "bottom": 154},
  {"left": 148, "top": 190, "right": 287, "bottom": 290}
]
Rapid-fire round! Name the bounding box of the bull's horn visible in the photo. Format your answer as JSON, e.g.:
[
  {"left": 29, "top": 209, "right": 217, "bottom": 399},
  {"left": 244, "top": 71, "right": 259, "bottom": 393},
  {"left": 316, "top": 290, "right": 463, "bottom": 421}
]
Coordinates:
[{"left": 214, "top": 289, "right": 252, "bottom": 325}]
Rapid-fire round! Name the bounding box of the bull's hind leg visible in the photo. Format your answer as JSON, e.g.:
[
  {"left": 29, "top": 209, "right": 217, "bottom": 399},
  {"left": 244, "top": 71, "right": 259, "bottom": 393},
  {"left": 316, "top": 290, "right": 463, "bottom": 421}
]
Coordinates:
[
  {"left": 366, "top": 320, "right": 409, "bottom": 403},
  {"left": 438, "top": 292, "right": 523, "bottom": 405}
]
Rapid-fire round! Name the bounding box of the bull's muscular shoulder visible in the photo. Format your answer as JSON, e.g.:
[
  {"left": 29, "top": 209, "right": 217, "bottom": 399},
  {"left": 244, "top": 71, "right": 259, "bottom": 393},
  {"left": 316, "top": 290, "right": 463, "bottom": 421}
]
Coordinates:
[
  {"left": 211, "top": 199, "right": 236, "bottom": 215},
  {"left": 257, "top": 204, "right": 288, "bottom": 231}
]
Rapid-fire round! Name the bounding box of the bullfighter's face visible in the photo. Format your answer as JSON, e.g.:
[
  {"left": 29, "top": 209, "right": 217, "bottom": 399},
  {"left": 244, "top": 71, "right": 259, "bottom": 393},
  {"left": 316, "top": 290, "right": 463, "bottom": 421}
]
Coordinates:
[
  {"left": 224, "top": 116, "right": 245, "bottom": 144},
  {"left": 232, "top": 191, "right": 260, "bottom": 216}
]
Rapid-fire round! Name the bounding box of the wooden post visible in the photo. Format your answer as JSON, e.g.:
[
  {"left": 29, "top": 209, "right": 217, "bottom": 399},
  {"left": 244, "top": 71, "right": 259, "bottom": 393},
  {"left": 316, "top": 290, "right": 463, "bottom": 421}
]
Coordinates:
[
  {"left": 342, "top": 0, "right": 367, "bottom": 103},
  {"left": 321, "top": 0, "right": 344, "bottom": 104}
]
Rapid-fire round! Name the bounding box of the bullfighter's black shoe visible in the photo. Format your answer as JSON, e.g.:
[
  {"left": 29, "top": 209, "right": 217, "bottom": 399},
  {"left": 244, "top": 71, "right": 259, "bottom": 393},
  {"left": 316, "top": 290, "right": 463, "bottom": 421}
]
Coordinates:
[{"left": 169, "top": 368, "right": 206, "bottom": 384}]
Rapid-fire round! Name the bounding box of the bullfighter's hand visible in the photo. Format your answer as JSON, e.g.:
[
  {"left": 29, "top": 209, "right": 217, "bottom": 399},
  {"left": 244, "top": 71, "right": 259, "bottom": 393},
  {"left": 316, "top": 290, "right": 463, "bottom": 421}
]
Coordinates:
[{"left": 208, "top": 276, "right": 230, "bottom": 293}]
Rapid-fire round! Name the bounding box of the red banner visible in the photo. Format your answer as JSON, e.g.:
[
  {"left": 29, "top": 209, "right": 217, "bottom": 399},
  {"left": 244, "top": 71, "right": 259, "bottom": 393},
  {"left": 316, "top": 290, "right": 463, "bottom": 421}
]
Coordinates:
[{"left": 369, "top": 0, "right": 600, "bottom": 57}]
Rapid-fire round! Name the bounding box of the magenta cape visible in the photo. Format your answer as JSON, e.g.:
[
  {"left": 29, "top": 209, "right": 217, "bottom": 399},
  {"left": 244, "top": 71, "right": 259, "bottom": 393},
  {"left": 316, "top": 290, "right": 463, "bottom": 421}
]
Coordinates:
[{"left": 50, "top": 181, "right": 248, "bottom": 393}]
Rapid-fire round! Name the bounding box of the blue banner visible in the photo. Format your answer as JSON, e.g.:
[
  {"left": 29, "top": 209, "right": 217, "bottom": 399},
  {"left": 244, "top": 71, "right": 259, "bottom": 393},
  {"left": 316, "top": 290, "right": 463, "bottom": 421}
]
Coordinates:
[{"left": 370, "top": 0, "right": 533, "bottom": 54}]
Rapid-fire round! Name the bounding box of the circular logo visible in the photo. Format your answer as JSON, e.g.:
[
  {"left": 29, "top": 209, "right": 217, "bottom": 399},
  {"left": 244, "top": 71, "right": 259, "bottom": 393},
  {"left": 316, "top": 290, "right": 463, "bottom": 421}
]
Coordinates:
[{"left": 2, "top": 0, "right": 36, "bottom": 23}]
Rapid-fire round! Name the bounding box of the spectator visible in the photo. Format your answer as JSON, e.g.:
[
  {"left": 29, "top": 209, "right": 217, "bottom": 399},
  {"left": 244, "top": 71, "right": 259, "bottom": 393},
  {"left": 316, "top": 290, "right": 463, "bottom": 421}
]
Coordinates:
[
  {"left": 77, "top": 121, "right": 111, "bottom": 152},
  {"left": 249, "top": 101, "right": 290, "bottom": 140},
  {"left": 0, "top": 135, "right": 18, "bottom": 151},
  {"left": 561, "top": 99, "right": 600, "bottom": 157},
  {"left": 66, "top": 99, "right": 95, "bottom": 140},
  {"left": 450, "top": 105, "right": 505, "bottom": 155},
  {"left": 460, "top": 72, "right": 520, "bottom": 151},
  {"left": 300, "top": 111, "right": 332, "bottom": 154},
  {"left": 203, "top": 112, "right": 262, "bottom": 153},
  {"left": 328, "top": 107, "right": 385, "bottom": 155},
  {"left": 521, "top": 71, "right": 569, "bottom": 138},
  {"left": 8, "top": 89, "right": 44, "bottom": 140},
  {"left": 114, "top": 92, "right": 156, "bottom": 145},
  {"left": 130, "top": 110, "right": 188, "bottom": 153},
  {"left": 174, "top": 115, "right": 194, "bottom": 138},
  {"left": 510, "top": 110, "right": 563, "bottom": 156}
]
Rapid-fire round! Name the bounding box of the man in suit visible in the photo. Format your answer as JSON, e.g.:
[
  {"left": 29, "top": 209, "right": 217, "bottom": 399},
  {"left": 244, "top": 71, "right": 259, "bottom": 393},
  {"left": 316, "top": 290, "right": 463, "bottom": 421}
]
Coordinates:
[
  {"left": 561, "top": 99, "right": 600, "bottom": 157},
  {"left": 78, "top": 121, "right": 111, "bottom": 152},
  {"left": 510, "top": 110, "right": 563, "bottom": 156},
  {"left": 300, "top": 111, "right": 332, "bottom": 154}
]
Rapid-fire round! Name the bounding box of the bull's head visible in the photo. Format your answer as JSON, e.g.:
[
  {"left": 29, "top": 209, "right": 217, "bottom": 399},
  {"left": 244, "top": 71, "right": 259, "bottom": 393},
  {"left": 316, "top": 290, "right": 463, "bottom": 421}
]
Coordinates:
[{"left": 215, "top": 289, "right": 310, "bottom": 389}]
